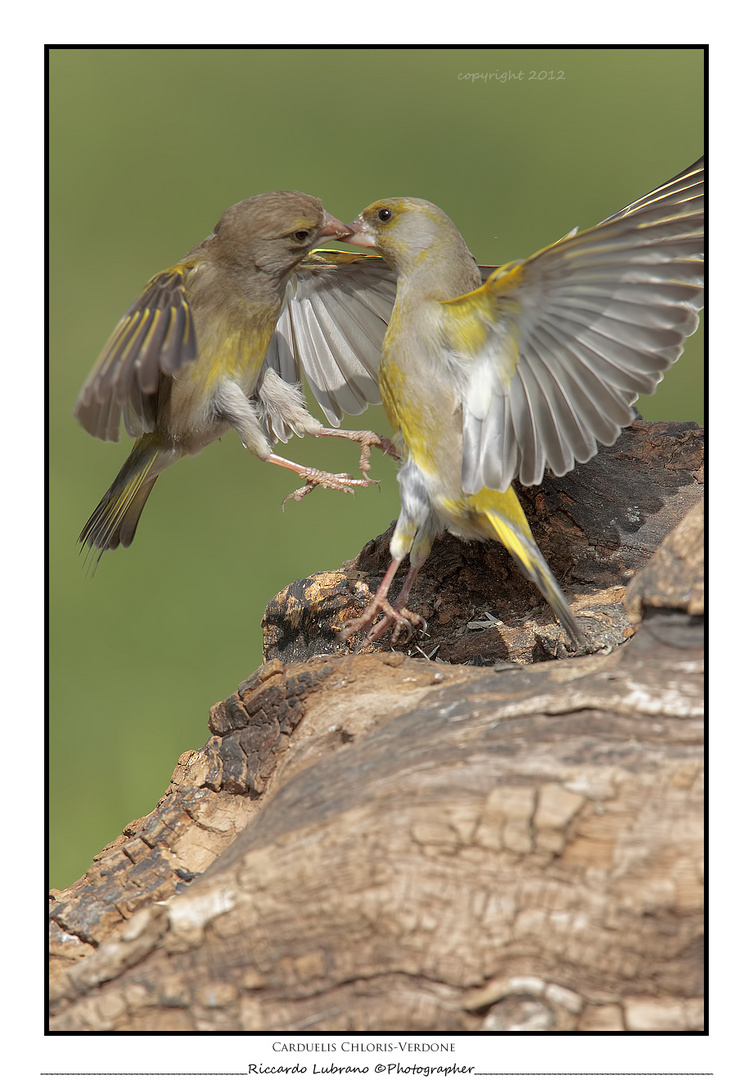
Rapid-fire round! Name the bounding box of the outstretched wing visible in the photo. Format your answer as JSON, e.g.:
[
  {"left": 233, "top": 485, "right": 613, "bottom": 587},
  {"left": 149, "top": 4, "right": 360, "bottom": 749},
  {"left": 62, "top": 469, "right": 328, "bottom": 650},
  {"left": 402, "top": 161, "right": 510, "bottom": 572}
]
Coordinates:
[
  {"left": 265, "top": 250, "right": 397, "bottom": 425},
  {"left": 75, "top": 265, "right": 199, "bottom": 441},
  {"left": 442, "top": 158, "right": 704, "bottom": 493}
]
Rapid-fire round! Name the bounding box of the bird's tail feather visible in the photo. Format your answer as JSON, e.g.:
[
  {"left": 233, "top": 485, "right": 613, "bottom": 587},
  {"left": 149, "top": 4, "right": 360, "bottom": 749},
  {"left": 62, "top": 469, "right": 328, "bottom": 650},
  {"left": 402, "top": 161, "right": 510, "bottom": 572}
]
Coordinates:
[
  {"left": 484, "top": 509, "right": 583, "bottom": 647},
  {"left": 79, "top": 437, "right": 165, "bottom": 570}
]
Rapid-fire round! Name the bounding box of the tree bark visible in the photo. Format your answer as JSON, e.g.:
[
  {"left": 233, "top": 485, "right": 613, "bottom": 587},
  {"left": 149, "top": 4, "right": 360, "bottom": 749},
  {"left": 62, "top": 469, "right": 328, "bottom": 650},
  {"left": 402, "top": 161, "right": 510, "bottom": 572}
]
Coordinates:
[{"left": 49, "top": 420, "right": 704, "bottom": 1032}]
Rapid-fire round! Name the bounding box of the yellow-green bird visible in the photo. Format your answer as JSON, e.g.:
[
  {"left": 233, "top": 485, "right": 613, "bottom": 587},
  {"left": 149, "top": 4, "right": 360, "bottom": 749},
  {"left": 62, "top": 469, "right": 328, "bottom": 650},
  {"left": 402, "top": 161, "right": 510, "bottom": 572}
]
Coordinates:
[
  {"left": 75, "top": 190, "right": 397, "bottom": 566},
  {"left": 339, "top": 159, "right": 704, "bottom": 647}
]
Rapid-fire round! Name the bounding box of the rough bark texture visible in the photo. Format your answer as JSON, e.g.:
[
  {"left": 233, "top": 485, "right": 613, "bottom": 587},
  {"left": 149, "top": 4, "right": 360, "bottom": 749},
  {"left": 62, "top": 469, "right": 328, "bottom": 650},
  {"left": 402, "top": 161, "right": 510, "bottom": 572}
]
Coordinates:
[
  {"left": 49, "top": 420, "right": 705, "bottom": 1033},
  {"left": 263, "top": 419, "right": 703, "bottom": 665}
]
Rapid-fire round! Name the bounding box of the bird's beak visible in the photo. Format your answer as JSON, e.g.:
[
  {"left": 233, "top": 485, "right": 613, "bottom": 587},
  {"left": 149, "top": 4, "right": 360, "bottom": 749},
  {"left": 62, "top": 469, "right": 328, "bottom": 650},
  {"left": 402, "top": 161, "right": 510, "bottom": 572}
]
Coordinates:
[
  {"left": 345, "top": 215, "right": 377, "bottom": 248},
  {"left": 320, "top": 212, "right": 352, "bottom": 241}
]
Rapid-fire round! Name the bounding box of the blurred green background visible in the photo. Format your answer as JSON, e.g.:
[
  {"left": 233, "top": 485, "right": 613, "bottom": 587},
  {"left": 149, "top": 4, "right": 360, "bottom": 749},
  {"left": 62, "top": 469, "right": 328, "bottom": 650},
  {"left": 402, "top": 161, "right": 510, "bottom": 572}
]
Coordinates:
[{"left": 50, "top": 47, "right": 704, "bottom": 888}]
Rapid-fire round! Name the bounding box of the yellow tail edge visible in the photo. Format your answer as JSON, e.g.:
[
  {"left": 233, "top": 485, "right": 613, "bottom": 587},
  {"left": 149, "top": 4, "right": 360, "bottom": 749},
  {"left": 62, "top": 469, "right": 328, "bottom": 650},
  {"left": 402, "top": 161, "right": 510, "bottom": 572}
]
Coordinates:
[{"left": 484, "top": 508, "right": 583, "bottom": 648}]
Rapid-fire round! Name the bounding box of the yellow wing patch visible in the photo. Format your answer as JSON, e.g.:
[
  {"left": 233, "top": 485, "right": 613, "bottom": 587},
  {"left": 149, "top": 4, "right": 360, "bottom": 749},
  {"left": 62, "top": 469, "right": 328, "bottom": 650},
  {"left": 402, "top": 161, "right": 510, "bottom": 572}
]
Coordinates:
[
  {"left": 300, "top": 249, "right": 386, "bottom": 268},
  {"left": 439, "top": 261, "right": 527, "bottom": 391}
]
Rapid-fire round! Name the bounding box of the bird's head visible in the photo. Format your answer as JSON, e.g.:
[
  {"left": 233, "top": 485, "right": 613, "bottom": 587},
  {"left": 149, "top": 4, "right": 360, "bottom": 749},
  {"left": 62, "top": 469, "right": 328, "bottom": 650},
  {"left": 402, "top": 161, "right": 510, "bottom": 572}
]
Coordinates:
[
  {"left": 212, "top": 191, "right": 350, "bottom": 276},
  {"left": 346, "top": 197, "right": 477, "bottom": 286}
]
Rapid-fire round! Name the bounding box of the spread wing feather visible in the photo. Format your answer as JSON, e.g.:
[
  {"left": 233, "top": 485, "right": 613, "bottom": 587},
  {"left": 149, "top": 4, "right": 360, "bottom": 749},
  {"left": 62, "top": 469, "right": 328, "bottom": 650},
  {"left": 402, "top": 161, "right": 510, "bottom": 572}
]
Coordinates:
[
  {"left": 265, "top": 251, "right": 397, "bottom": 425},
  {"left": 442, "top": 158, "right": 704, "bottom": 493}
]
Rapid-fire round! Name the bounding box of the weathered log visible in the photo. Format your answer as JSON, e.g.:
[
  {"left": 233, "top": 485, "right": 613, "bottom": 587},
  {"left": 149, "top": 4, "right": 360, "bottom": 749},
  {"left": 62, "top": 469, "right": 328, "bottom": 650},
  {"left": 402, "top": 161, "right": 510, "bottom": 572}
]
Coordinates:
[{"left": 49, "top": 420, "right": 704, "bottom": 1032}]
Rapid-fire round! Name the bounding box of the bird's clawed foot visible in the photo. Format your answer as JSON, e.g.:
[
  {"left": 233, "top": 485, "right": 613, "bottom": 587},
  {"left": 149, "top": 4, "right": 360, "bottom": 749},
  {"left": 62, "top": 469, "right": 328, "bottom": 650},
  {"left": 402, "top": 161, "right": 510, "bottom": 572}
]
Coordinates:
[
  {"left": 280, "top": 468, "right": 377, "bottom": 508},
  {"left": 268, "top": 451, "right": 378, "bottom": 507},
  {"left": 319, "top": 428, "right": 399, "bottom": 479},
  {"left": 340, "top": 596, "right": 427, "bottom": 645}
]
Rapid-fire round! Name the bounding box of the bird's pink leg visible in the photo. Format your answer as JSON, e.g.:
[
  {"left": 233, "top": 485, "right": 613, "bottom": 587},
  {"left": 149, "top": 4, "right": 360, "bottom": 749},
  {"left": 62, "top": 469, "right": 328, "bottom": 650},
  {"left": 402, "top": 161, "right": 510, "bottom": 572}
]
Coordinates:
[{"left": 340, "top": 560, "right": 427, "bottom": 645}]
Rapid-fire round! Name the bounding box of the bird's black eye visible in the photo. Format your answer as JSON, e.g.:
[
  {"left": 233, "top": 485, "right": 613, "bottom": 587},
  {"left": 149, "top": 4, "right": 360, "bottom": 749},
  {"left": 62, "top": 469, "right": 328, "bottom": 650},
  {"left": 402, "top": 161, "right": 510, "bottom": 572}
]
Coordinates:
[
  {"left": 292, "top": 229, "right": 312, "bottom": 243},
  {"left": 377, "top": 208, "right": 392, "bottom": 223}
]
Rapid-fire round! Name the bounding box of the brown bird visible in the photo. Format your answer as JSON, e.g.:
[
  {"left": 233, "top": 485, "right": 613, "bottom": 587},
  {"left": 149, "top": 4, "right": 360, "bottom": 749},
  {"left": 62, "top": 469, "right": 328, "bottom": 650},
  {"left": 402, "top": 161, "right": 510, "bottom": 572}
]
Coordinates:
[{"left": 75, "top": 190, "right": 397, "bottom": 565}]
